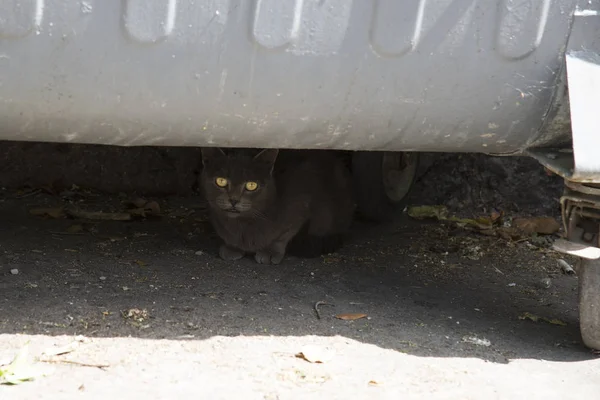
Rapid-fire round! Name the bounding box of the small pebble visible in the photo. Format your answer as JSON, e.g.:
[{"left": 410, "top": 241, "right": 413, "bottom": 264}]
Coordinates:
[
  {"left": 99, "top": 276, "right": 107, "bottom": 281},
  {"left": 539, "top": 277, "right": 552, "bottom": 289},
  {"left": 508, "top": 283, "right": 516, "bottom": 287},
  {"left": 10, "top": 268, "right": 18, "bottom": 275},
  {"left": 195, "top": 250, "right": 204, "bottom": 256},
  {"left": 462, "top": 336, "right": 492, "bottom": 347}
]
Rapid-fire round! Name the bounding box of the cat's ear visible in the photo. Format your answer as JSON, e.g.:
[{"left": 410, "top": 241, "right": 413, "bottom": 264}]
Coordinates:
[
  {"left": 201, "top": 147, "right": 226, "bottom": 166},
  {"left": 253, "top": 149, "right": 279, "bottom": 168}
]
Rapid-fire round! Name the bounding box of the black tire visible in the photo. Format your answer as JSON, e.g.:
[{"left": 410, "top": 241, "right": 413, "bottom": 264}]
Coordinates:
[
  {"left": 579, "top": 258, "right": 600, "bottom": 350},
  {"left": 351, "top": 151, "right": 419, "bottom": 222}
]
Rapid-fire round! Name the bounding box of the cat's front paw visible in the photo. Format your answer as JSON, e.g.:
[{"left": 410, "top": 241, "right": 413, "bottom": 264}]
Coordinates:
[
  {"left": 219, "top": 244, "right": 245, "bottom": 261},
  {"left": 254, "top": 250, "right": 285, "bottom": 265}
]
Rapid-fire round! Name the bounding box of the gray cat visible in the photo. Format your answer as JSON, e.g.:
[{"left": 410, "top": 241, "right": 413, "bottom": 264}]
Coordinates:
[{"left": 200, "top": 148, "right": 355, "bottom": 264}]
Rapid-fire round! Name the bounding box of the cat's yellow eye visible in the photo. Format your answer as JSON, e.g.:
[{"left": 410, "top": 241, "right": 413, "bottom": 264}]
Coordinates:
[
  {"left": 215, "top": 177, "right": 228, "bottom": 187},
  {"left": 245, "top": 181, "right": 258, "bottom": 191}
]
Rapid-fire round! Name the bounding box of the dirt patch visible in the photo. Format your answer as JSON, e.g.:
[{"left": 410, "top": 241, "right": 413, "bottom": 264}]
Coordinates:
[
  {"left": 0, "top": 189, "right": 595, "bottom": 398},
  {"left": 410, "top": 153, "right": 563, "bottom": 218},
  {"left": 0, "top": 141, "right": 202, "bottom": 195}
]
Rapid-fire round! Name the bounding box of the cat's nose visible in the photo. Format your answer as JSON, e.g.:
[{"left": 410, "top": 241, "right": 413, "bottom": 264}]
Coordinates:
[{"left": 229, "top": 199, "right": 239, "bottom": 207}]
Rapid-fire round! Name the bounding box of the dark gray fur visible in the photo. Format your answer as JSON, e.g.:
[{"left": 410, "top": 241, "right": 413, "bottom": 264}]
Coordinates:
[{"left": 200, "top": 148, "right": 355, "bottom": 264}]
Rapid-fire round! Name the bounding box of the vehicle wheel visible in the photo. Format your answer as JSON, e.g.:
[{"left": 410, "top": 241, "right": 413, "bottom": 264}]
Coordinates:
[
  {"left": 352, "top": 151, "right": 419, "bottom": 222},
  {"left": 579, "top": 258, "right": 600, "bottom": 350}
]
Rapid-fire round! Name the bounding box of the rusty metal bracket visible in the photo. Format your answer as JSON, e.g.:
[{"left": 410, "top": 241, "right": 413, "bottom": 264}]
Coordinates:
[
  {"left": 528, "top": 148, "right": 575, "bottom": 180},
  {"left": 553, "top": 181, "right": 600, "bottom": 259}
]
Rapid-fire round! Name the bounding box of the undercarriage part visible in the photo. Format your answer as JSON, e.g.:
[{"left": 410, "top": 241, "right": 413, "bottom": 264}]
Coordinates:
[{"left": 554, "top": 181, "right": 600, "bottom": 349}]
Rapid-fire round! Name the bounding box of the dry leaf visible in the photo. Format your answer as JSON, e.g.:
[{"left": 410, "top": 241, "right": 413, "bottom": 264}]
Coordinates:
[
  {"left": 495, "top": 227, "right": 525, "bottom": 241},
  {"left": 490, "top": 210, "right": 503, "bottom": 223},
  {"left": 407, "top": 206, "right": 496, "bottom": 231},
  {"left": 448, "top": 216, "right": 493, "bottom": 230},
  {"left": 512, "top": 217, "right": 560, "bottom": 235},
  {"left": 0, "top": 344, "right": 44, "bottom": 385},
  {"left": 368, "top": 380, "right": 382, "bottom": 386},
  {"left": 519, "top": 312, "right": 567, "bottom": 326},
  {"left": 29, "top": 207, "right": 64, "bottom": 219},
  {"left": 335, "top": 313, "right": 367, "bottom": 321},
  {"left": 66, "top": 209, "right": 132, "bottom": 221},
  {"left": 407, "top": 205, "right": 448, "bottom": 220},
  {"left": 15, "top": 188, "right": 42, "bottom": 198},
  {"left": 128, "top": 208, "right": 147, "bottom": 218},
  {"left": 131, "top": 198, "right": 148, "bottom": 208},
  {"left": 42, "top": 184, "right": 57, "bottom": 195},
  {"left": 122, "top": 308, "right": 149, "bottom": 323},
  {"left": 134, "top": 260, "right": 146, "bottom": 267},
  {"left": 144, "top": 201, "right": 161, "bottom": 215},
  {"left": 103, "top": 236, "right": 126, "bottom": 242},
  {"left": 67, "top": 224, "right": 83, "bottom": 234},
  {"left": 295, "top": 345, "right": 335, "bottom": 363},
  {"left": 127, "top": 199, "right": 160, "bottom": 217}
]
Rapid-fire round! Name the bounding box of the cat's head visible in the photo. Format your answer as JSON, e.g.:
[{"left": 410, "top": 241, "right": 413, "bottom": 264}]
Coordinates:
[{"left": 200, "top": 148, "right": 279, "bottom": 218}]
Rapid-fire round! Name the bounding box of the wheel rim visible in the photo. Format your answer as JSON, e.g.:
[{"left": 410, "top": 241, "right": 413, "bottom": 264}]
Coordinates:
[{"left": 381, "top": 152, "right": 418, "bottom": 203}]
